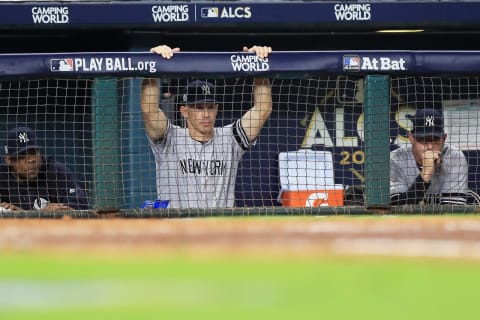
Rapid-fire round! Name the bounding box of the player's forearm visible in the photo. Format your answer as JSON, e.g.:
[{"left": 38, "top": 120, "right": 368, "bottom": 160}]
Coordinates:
[
  {"left": 141, "top": 78, "right": 168, "bottom": 139},
  {"left": 420, "top": 169, "right": 435, "bottom": 183},
  {"left": 252, "top": 77, "right": 272, "bottom": 120},
  {"left": 390, "top": 174, "right": 430, "bottom": 205},
  {"left": 239, "top": 77, "right": 272, "bottom": 142},
  {"left": 420, "top": 150, "right": 441, "bottom": 183}
]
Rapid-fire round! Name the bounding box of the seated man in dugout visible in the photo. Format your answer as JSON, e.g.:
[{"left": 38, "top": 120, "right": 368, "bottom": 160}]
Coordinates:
[
  {"left": 0, "top": 126, "right": 89, "bottom": 212},
  {"left": 390, "top": 108, "right": 469, "bottom": 205}
]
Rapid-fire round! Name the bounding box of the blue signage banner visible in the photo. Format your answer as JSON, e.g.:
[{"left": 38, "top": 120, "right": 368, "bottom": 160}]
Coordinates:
[
  {"left": 0, "top": 2, "right": 479, "bottom": 28},
  {"left": 2, "top": 51, "right": 480, "bottom": 78}
]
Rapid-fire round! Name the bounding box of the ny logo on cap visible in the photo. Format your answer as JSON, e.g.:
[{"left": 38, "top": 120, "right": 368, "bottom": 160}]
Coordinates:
[
  {"left": 201, "top": 84, "right": 211, "bottom": 95},
  {"left": 18, "top": 132, "right": 30, "bottom": 144},
  {"left": 425, "top": 116, "right": 435, "bottom": 127}
]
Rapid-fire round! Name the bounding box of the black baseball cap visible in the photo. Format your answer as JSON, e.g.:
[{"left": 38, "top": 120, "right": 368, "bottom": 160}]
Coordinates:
[
  {"left": 182, "top": 80, "right": 217, "bottom": 105},
  {"left": 4, "top": 126, "right": 39, "bottom": 156},
  {"left": 407, "top": 108, "right": 444, "bottom": 138}
]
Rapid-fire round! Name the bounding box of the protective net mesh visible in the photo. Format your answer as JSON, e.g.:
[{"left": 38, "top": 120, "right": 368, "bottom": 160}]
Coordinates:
[{"left": 0, "top": 74, "right": 479, "bottom": 213}]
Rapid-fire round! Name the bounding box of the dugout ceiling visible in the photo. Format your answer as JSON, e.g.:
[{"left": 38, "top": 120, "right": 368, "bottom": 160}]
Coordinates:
[{"left": 1, "top": 1, "right": 480, "bottom": 52}]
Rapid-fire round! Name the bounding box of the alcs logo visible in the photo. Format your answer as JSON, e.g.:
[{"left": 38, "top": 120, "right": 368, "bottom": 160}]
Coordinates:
[{"left": 200, "top": 6, "right": 251, "bottom": 19}]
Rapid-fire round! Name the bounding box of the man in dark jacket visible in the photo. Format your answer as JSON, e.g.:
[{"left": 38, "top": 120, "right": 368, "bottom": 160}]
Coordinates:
[{"left": 0, "top": 127, "right": 88, "bottom": 212}]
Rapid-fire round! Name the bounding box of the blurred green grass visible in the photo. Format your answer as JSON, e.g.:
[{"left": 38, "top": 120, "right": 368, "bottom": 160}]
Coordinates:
[{"left": 0, "top": 252, "right": 479, "bottom": 320}]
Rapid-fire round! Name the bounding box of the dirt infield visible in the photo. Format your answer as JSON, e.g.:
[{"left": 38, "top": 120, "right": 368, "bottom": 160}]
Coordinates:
[{"left": 1, "top": 216, "right": 480, "bottom": 260}]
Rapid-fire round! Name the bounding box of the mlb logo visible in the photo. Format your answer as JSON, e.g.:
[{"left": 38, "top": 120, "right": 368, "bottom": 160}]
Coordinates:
[
  {"left": 201, "top": 7, "right": 219, "bottom": 18},
  {"left": 50, "top": 59, "right": 73, "bottom": 72},
  {"left": 343, "top": 55, "right": 361, "bottom": 71}
]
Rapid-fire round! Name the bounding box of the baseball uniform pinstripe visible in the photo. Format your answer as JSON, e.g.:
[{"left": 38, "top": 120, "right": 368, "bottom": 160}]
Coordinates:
[{"left": 149, "top": 119, "right": 254, "bottom": 208}]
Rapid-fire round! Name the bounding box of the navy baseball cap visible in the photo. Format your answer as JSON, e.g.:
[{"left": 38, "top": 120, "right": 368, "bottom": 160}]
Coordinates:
[
  {"left": 407, "top": 108, "right": 444, "bottom": 138},
  {"left": 4, "top": 127, "right": 39, "bottom": 156},
  {"left": 182, "top": 80, "right": 217, "bottom": 105}
]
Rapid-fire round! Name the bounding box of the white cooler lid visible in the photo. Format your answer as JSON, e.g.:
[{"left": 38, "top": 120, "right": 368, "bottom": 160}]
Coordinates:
[{"left": 278, "top": 149, "right": 339, "bottom": 191}]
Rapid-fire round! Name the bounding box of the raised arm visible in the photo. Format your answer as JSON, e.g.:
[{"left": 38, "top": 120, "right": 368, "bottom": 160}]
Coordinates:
[
  {"left": 140, "top": 45, "right": 180, "bottom": 141},
  {"left": 240, "top": 46, "right": 273, "bottom": 142},
  {"left": 141, "top": 78, "right": 168, "bottom": 141}
]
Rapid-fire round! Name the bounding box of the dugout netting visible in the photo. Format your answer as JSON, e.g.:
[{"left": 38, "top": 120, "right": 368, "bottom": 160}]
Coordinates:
[{"left": 1, "top": 51, "right": 480, "bottom": 217}]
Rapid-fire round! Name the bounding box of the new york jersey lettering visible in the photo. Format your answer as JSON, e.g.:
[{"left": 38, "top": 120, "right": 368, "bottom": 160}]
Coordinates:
[{"left": 179, "top": 158, "right": 226, "bottom": 176}]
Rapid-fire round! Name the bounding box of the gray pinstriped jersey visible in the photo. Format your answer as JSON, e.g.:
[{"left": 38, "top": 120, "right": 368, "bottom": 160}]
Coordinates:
[
  {"left": 149, "top": 119, "right": 254, "bottom": 208},
  {"left": 390, "top": 145, "right": 469, "bottom": 196}
]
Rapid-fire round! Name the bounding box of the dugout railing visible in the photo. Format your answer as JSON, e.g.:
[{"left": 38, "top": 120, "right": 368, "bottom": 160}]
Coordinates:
[{"left": 1, "top": 50, "right": 480, "bottom": 217}]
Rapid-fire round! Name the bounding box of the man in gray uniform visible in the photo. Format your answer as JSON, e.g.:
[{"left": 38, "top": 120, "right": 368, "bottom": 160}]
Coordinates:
[
  {"left": 141, "top": 45, "right": 272, "bottom": 208},
  {"left": 390, "top": 108, "right": 469, "bottom": 205}
]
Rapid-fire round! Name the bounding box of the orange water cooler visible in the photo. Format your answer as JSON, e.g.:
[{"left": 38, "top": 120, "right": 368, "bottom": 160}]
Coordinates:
[{"left": 278, "top": 150, "right": 344, "bottom": 207}]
